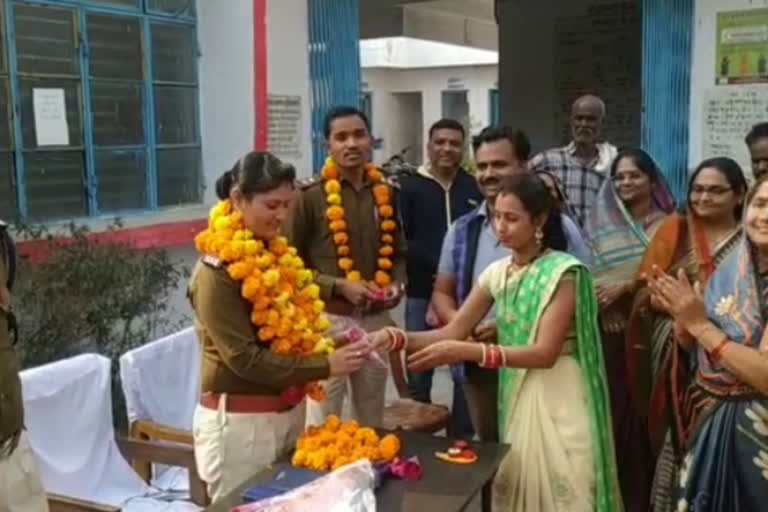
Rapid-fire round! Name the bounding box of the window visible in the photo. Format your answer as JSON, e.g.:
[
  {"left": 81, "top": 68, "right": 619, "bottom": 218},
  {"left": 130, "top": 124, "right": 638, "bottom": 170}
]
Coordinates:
[
  {"left": 489, "top": 89, "right": 500, "bottom": 125},
  {"left": 0, "top": 0, "right": 200, "bottom": 222}
]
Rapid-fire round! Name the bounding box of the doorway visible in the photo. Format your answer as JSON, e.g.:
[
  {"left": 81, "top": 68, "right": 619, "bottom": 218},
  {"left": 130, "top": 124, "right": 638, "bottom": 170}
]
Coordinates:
[{"left": 389, "top": 92, "right": 424, "bottom": 166}]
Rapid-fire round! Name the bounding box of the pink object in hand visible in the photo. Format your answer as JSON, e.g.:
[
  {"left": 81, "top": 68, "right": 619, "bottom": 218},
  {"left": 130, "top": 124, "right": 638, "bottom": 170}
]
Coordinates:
[
  {"left": 346, "top": 327, "right": 387, "bottom": 368},
  {"left": 425, "top": 301, "right": 440, "bottom": 328}
]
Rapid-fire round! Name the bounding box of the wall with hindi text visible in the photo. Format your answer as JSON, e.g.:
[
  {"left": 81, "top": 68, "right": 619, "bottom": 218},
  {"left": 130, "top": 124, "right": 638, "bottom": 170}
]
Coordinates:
[{"left": 689, "top": 0, "right": 768, "bottom": 179}]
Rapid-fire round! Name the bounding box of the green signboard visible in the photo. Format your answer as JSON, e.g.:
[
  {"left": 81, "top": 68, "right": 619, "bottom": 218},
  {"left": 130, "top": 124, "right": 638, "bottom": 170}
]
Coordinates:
[{"left": 716, "top": 8, "right": 768, "bottom": 85}]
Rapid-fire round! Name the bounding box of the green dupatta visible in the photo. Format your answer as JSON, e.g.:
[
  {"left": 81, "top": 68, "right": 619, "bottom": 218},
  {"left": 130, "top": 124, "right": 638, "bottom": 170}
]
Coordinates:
[{"left": 496, "top": 250, "right": 623, "bottom": 512}]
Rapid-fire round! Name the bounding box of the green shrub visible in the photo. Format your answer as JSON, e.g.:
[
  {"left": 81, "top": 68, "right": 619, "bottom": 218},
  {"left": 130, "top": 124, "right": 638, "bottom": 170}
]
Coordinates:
[{"left": 12, "top": 221, "right": 190, "bottom": 429}]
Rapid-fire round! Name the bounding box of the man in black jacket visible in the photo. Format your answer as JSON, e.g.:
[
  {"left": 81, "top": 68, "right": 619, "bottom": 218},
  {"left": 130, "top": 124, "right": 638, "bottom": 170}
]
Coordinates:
[{"left": 399, "top": 119, "right": 482, "bottom": 429}]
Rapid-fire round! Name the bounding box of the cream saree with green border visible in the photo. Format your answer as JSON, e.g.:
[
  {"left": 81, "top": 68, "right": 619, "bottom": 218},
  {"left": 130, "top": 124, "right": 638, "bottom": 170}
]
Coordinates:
[{"left": 489, "top": 251, "right": 623, "bottom": 511}]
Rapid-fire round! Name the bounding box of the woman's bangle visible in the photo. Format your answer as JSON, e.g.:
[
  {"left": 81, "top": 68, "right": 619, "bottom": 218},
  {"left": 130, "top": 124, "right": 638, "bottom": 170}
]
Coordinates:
[
  {"left": 480, "top": 344, "right": 504, "bottom": 369},
  {"left": 384, "top": 327, "right": 407, "bottom": 351},
  {"left": 708, "top": 336, "right": 731, "bottom": 362}
]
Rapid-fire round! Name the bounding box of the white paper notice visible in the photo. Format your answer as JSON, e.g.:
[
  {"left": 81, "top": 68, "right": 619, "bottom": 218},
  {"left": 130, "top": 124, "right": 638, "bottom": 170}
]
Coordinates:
[{"left": 33, "top": 88, "right": 69, "bottom": 146}]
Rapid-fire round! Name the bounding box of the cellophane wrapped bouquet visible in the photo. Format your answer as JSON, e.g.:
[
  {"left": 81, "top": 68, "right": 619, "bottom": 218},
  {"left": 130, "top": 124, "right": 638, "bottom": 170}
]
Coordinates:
[{"left": 231, "top": 459, "right": 376, "bottom": 512}]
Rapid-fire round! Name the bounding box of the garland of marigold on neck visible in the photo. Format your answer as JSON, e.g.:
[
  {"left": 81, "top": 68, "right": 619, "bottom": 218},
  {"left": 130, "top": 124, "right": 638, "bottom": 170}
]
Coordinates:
[
  {"left": 321, "top": 157, "right": 396, "bottom": 288},
  {"left": 194, "top": 201, "right": 335, "bottom": 400}
]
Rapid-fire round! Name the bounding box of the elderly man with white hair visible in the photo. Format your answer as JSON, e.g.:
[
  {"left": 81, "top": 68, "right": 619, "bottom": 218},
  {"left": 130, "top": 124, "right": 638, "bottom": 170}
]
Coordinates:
[{"left": 529, "top": 94, "right": 618, "bottom": 226}]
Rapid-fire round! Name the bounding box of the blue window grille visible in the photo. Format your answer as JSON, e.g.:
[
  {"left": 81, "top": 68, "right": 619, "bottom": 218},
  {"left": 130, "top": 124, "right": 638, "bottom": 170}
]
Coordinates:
[
  {"left": 308, "top": 0, "right": 361, "bottom": 173},
  {"left": 0, "top": 0, "right": 201, "bottom": 222},
  {"left": 641, "top": 0, "right": 693, "bottom": 203},
  {"left": 489, "top": 89, "right": 500, "bottom": 125}
]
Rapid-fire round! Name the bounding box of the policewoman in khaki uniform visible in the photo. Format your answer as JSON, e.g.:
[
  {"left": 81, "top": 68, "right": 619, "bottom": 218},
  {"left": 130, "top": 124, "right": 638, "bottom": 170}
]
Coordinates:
[
  {"left": 189, "top": 152, "right": 372, "bottom": 503},
  {"left": 0, "top": 222, "right": 49, "bottom": 512}
]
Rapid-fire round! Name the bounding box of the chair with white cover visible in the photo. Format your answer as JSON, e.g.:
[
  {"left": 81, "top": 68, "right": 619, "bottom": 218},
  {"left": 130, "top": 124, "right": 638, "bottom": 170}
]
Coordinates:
[
  {"left": 119, "top": 327, "right": 203, "bottom": 502},
  {"left": 21, "top": 353, "right": 201, "bottom": 512}
]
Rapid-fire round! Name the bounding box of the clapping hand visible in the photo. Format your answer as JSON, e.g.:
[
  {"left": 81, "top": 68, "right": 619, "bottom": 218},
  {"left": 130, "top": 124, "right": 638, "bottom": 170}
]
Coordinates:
[{"left": 648, "top": 267, "right": 707, "bottom": 331}]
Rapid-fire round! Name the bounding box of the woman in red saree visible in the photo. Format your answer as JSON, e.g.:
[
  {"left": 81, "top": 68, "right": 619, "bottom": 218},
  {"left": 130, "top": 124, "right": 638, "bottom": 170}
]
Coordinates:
[{"left": 627, "top": 157, "right": 747, "bottom": 512}]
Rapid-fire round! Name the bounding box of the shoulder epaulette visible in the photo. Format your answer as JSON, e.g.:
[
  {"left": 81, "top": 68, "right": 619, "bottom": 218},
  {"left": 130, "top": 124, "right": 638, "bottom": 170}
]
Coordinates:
[
  {"left": 202, "top": 254, "right": 223, "bottom": 268},
  {"left": 384, "top": 175, "right": 401, "bottom": 189},
  {"left": 296, "top": 176, "right": 321, "bottom": 190}
]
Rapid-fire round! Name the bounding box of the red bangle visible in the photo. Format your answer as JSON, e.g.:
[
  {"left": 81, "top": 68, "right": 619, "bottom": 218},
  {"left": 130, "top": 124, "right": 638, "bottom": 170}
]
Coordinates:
[
  {"left": 708, "top": 336, "right": 730, "bottom": 362},
  {"left": 480, "top": 344, "right": 503, "bottom": 369},
  {"left": 385, "top": 327, "right": 406, "bottom": 351}
]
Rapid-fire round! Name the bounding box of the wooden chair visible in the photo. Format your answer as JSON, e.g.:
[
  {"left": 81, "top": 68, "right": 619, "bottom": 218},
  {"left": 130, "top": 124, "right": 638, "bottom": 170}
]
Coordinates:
[
  {"left": 127, "top": 420, "right": 206, "bottom": 506},
  {"left": 22, "top": 354, "right": 203, "bottom": 511},
  {"left": 382, "top": 349, "right": 451, "bottom": 434},
  {"left": 46, "top": 437, "right": 204, "bottom": 511},
  {"left": 48, "top": 494, "right": 120, "bottom": 512},
  {"left": 117, "top": 436, "right": 207, "bottom": 507},
  {"left": 119, "top": 327, "right": 205, "bottom": 503}
]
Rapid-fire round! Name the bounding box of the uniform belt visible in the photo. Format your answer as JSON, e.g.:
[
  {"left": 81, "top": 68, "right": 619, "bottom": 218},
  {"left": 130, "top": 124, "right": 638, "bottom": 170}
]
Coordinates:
[{"left": 200, "top": 392, "right": 292, "bottom": 413}]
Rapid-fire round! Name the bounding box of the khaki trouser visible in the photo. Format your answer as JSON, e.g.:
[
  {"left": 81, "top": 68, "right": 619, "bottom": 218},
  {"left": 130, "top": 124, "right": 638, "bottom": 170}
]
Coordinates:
[
  {"left": 462, "top": 365, "right": 499, "bottom": 442},
  {"left": 306, "top": 311, "right": 392, "bottom": 427},
  {"left": 192, "top": 395, "right": 305, "bottom": 504},
  {"left": 0, "top": 431, "right": 49, "bottom": 512}
]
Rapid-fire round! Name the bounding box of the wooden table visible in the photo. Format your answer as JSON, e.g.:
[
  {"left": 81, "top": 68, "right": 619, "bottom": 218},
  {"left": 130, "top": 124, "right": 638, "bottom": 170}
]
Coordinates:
[{"left": 205, "top": 431, "right": 509, "bottom": 512}]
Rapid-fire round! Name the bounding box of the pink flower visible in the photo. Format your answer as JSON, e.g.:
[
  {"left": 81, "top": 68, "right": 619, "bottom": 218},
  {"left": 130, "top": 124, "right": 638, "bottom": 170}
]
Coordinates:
[
  {"left": 390, "top": 456, "right": 423, "bottom": 481},
  {"left": 346, "top": 327, "right": 366, "bottom": 343}
]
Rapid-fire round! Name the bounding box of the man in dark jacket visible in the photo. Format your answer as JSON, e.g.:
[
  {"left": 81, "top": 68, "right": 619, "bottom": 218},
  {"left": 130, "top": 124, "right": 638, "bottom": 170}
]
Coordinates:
[{"left": 399, "top": 119, "right": 482, "bottom": 435}]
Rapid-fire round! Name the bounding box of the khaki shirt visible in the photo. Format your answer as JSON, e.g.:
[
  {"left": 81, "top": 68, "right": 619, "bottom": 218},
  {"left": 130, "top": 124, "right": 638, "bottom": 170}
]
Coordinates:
[
  {"left": 283, "top": 173, "right": 407, "bottom": 302},
  {"left": 0, "top": 234, "right": 23, "bottom": 445},
  {"left": 188, "top": 258, "right": 330, "bottom": 396}
]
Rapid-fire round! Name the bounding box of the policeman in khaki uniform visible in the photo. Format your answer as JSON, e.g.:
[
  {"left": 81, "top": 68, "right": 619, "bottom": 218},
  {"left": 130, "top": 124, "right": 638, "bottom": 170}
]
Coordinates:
[
  {"left": 0, "top": 222, "right": 49, "bottom": 512},
  {"left": 189, "top": 152, "right": 371, "bottom": 503},
  {"left": 283, "top": 106, "right": 407, "bottom": 428}
]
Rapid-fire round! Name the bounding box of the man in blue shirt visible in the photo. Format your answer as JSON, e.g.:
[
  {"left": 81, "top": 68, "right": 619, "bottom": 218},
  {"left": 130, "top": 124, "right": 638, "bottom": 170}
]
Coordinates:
[{"left": 431, "top": 125, "right": 592, "bottom": 443}]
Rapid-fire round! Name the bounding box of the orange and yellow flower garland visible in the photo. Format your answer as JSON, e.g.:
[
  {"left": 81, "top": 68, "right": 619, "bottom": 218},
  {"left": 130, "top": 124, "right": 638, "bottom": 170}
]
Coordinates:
[
  {"left": 321, "top": 157, "right": 396, "bottom": 288},
  {"left": 194, "top": 200, "right": 334, "bottom": 401},
  {"left": 292, "top": 414, "right": 401, "bottom": 471}
]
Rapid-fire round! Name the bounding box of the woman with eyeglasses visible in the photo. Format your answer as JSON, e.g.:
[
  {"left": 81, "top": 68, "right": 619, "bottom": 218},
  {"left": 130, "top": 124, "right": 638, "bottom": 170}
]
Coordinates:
[
  {"left": 628, "top": 157, "right": 746, "bottom": 511},
  {"left": 584, "top": 148, "right": 676, "bottom": 512},
  {"left": 647, "top": 173, "right": 768, "bottom": 511}
]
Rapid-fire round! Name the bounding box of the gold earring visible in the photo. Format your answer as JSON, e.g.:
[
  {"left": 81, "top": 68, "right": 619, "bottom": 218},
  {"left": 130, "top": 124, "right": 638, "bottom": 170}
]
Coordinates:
[{"left": 535, "top": 228, "right": 543, "bottom": 246}]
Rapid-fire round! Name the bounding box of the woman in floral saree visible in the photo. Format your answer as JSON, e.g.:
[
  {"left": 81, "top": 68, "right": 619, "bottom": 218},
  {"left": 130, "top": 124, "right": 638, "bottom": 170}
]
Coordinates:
[
  {"left": 626, "top": 157, "right": 747, "bottom": 512},
  {"left": 584, "top": 148, "right": 675, "bottom": 511},
  {"left": 649, "top": 175, "right": 768, "bottom": 511},
  {"left": 372, "top": 174, "right": 623, "bottom": 511}
]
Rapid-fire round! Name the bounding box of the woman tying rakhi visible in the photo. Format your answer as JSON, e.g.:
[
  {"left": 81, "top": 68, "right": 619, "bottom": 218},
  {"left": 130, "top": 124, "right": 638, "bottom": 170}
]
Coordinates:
[
  {"left": 372, "top": 174, "right": 623, "bottom": 512},
  {"left": 626, "top": 157, "right": 746, "bottom": 512},
  {"left": 648, "top": 175, "right": 768, "bottom": 511}
]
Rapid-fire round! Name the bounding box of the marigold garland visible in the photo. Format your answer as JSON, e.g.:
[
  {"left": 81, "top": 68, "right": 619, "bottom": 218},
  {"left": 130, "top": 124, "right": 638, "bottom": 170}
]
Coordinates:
[
  {"left": 321, "top": 157, "right": 396, "bottom": 288},
  {"left": 291, "top": 414, "right": 401, "bottom": 471},
  {"left": 195, "top": 200, "right": 334, "bottom": 401}
]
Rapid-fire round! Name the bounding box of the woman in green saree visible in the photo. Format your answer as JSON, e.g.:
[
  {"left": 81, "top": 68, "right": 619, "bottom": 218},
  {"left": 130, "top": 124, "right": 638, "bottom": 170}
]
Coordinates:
[
  {"left": 372, "top": 173, "right": 622, "bottom": 511},
  {"left": 626, "top": 157, "right": 746, "bottom": 512}
]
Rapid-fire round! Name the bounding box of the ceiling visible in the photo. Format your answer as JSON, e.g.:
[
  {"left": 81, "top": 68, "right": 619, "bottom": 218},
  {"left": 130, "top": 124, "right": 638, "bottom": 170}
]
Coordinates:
[{"left": 360, "top": 0, "right": 497, "bottom": 50}]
